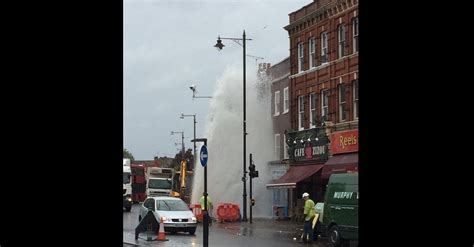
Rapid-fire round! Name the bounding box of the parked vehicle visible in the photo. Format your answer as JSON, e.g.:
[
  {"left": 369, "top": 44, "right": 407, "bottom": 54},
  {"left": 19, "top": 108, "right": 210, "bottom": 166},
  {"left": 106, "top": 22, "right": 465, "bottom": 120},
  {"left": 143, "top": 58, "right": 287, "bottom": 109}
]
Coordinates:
[
  {"left": 131, "top": 163, "right": 147, "bottom": 203},
  {"left": 139, "top": 196, "right": 197, "bottom": 235},
  {"left": 123, "top": 159, "right": 132, "bottom": 212},
  {"left": 322, "top": 173, "right": 358, "bottom": 247},
  {"left": 146, "top": 167, "right": 175, "bottom": 197}
]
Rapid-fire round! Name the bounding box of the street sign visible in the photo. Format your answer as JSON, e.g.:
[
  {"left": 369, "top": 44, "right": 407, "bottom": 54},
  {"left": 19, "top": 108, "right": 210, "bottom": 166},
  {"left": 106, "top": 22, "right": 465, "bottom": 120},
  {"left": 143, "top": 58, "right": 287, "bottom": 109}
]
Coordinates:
[{"left": 200, "top": 145, "right": 208, "bottom": 167}]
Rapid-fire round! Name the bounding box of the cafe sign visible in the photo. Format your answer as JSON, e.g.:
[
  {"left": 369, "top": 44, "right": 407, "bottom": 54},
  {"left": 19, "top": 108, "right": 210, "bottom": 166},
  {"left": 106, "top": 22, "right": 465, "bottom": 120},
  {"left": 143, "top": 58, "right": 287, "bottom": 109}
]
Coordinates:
[{"left": 289, "top": 135, "right": 329, "bottom": 162}]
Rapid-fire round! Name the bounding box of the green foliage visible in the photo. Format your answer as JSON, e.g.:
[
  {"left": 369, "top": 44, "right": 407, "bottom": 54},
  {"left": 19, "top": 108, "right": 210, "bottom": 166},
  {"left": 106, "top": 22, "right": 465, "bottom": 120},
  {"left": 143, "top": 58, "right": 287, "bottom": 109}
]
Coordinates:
[
  {"left": 123, "top": 148, "right": 135, "bottom": 163},
  {"left": 171, "top": 148, "right": 194, "bottom": 171}
]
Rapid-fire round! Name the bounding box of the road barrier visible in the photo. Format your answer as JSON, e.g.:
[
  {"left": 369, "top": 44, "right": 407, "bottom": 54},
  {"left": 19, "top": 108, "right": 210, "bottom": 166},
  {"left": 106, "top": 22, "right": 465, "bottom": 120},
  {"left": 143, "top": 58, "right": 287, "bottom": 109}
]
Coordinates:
[
  {"left": 190, "top": 204, "right": 203, "bottom": 222},
  {"left": 216, "top": 203, "right": 240, "bottom": 222}
]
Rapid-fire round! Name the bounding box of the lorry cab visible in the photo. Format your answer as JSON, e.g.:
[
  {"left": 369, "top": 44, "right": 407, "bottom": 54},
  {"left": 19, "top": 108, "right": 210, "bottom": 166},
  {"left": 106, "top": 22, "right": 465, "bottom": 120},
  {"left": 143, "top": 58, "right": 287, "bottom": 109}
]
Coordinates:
[
  {"left": 146, "top": 177, "right": 173, "bottom": 196},
  {"left": 323, "top": 172, "right": 358, "bottom": 247},
  {"left": 146, "top": 167, "right": 174, "bottom": 197}
]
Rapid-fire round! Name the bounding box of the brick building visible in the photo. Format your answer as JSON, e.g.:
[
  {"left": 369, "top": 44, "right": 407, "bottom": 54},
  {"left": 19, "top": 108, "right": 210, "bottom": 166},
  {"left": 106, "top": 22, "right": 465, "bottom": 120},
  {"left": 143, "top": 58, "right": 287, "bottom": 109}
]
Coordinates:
[{"left": 267, "top": 0, "right": 358, "bottom": 219}]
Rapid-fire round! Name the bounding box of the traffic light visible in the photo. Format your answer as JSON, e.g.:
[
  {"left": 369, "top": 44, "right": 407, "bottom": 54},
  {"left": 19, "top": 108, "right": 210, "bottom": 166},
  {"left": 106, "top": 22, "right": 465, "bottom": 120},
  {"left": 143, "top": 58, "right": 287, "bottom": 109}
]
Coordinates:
[
  {"left": 251, "top": 170, "right": 258, "bottom": 178},
  {"left": 249, "top": 163, "right": 258, "bottom": 178}
]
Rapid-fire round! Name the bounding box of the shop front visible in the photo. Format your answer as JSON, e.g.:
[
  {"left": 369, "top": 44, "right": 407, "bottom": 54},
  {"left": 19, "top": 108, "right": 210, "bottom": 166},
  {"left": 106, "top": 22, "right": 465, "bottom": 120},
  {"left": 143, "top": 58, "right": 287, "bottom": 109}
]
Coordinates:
[
  {"left": 266, "top": 128, "right": 329, "bottom": 221},
  {"left": 322, "top": 129, "right": 359, "bottom": 179}
]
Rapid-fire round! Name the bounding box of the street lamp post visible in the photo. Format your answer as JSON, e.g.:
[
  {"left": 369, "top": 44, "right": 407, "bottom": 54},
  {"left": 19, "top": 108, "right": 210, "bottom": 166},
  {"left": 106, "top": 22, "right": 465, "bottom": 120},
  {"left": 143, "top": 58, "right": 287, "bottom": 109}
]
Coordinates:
[
  {"left": 214, "top": 30, "right": 252, "bottom": 222},
  {"left": 180, "top": 113, "right": 196, "bottom": 171},
  {"left": 171, "top": 131, "right": 185, "bottom": 158}
]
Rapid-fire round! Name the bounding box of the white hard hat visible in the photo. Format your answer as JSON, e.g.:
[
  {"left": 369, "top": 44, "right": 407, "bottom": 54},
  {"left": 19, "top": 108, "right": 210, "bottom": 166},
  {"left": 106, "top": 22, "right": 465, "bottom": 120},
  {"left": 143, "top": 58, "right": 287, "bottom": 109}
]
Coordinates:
[{"left": 302, "top": 192, "right": 309, "bottom": 198}]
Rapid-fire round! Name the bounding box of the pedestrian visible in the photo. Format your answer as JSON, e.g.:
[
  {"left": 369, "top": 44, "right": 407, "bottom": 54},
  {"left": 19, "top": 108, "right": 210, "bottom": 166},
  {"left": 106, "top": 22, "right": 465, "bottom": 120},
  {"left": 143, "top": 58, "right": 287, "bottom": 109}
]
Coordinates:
[
  {"left": 199, "top": 192, "right": 213, "bottom": 226},
  {"left": 300, "top": 192, "right": 316, "bottom": 244}
]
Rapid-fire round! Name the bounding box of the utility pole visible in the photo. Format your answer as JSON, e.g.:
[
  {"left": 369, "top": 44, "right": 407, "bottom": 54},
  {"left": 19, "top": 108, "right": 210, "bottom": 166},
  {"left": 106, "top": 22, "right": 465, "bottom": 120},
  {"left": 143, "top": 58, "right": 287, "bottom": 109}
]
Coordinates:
[{"left": 249, "top": 153, "right": 258, "bottom": 224}]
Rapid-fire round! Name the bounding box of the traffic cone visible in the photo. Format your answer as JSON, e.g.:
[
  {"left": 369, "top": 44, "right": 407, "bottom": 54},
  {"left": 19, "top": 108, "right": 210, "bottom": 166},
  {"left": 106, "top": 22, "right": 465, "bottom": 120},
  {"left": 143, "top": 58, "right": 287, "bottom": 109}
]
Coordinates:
[{"left": 157, "top": 216, "right": 169, "bottom": 241}]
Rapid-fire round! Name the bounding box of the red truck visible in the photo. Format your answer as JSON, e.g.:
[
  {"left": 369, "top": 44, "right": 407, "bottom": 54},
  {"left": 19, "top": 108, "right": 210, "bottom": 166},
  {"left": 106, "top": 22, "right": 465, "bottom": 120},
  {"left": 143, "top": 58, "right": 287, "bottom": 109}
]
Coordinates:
[{"left": 130, "top": 163, "right": 147, "bottom": 203}]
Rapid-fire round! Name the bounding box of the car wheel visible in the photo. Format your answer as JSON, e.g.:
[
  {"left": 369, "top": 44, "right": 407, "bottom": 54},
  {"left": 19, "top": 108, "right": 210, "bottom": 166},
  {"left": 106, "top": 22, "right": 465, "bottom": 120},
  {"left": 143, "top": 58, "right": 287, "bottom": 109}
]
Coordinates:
[
  {"left": 329, "top": 225, "right": 342, "bottom": 247},
  {"left": 125, "top": 206, "right": 131, "bottom": 212},
  {"left": 189, "top": 227, "right": 196, "bottom": 235}
]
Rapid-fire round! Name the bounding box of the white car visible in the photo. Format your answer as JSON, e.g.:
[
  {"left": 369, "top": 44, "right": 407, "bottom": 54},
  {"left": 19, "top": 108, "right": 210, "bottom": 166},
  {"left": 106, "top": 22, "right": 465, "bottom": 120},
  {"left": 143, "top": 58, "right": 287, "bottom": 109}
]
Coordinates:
[{"left": 139, "top": 196, "right": 197, "bottom": 235}]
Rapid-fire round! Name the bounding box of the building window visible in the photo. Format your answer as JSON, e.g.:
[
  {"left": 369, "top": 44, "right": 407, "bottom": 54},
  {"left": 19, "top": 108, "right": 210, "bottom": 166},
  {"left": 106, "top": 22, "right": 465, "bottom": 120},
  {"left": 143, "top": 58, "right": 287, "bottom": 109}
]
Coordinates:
[
  {"left": 273, "top": 189, "right": 280, "bottom": 203},
  {"left": 275, "top": 134, "right": 281, "bottom": 159},
  {"left": 321, "top": 32, "right": 328, "bottom": 64},
  {"left": 353, "top": 80, "right": 358, "bottom": 119},
  {"left": 309, "top": 93, "right": 317, "bottom": 128},
  {"left": 353, "top": 17, "right": 358, "bottom": 53},
  {"left": 298, "top": 42, "right": 304, "bottom": 72},
  {"left": 298, "top": 95, "right": 304, "bottom": 130},
  {"left": 339, "top": 84, "right": 347, "bottom": 122},
  {"left": 283, "top": 134, "right": 289, "bottom": 159},
  {"left": 321, "top": 89, "right": 329, "bottom": 120},
  {"left": 309, "top": 37, "right": 316, "bottom": 68},
  {"left": 338, "top": 24, "right": 346, "bottom": 58},
  {"left": 272, "top": 188, "right": 288, "bottom": 208},
  {"left": 272, "top": 169, "right": 287, "bottom": 180},
  {"left": 283, "top": 87, "right": 289, "bottom": 113},
  {"left": 274, "top": 90, "right": 280, "bottom": 116}
]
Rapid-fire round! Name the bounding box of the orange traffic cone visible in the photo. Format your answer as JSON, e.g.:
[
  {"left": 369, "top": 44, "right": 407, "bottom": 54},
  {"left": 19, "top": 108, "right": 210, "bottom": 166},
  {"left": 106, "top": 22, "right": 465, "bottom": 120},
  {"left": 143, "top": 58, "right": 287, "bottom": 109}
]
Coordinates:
[{"left": 157, "top": 216, "right": 169, "bottom": 241}]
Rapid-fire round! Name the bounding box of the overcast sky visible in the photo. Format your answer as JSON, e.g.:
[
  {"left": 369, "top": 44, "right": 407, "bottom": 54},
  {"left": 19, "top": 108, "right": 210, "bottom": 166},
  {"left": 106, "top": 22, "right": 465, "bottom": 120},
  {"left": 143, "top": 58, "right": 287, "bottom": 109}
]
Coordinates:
[{"left": 124, "top": 0, "right": 311, "bottom": 160}]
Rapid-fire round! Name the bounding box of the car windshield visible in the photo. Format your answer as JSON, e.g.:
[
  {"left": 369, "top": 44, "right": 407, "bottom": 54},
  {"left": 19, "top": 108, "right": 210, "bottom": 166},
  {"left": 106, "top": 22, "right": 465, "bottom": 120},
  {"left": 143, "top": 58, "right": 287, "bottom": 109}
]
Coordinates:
[
  {"left": 156, "top": 199, "right": 189, "bottom": 211},
  {"left": 123, "top": 172, "right": 131, "bottom": 184},
  {"left": 148, "top": 179, "right": 172, "bottom": 189}
]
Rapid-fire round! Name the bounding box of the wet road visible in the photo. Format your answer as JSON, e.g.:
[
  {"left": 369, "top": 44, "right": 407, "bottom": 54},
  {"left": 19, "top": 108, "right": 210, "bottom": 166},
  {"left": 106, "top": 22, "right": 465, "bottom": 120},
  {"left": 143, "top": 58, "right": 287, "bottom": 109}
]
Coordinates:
[{"left": 124, "top": 204, "right": 330, "bottom": 246}]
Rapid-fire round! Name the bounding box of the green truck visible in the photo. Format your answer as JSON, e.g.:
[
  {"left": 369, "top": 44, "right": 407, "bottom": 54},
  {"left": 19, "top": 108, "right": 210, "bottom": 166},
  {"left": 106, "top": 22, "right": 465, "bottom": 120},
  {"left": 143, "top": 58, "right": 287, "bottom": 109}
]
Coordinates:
[{"left": 322, "top": 173, "right": 358, "bottom": 247}]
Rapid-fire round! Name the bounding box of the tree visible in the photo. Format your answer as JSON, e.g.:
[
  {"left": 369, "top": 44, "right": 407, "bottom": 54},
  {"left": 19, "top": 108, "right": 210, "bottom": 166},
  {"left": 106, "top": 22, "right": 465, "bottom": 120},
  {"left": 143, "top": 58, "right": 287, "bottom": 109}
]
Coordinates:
[
  {"left": 123, "top": 148, "right": 135, "bottom": 163},
  {"left": 171, "top": 148, "right": 194, "bottom": 171}
]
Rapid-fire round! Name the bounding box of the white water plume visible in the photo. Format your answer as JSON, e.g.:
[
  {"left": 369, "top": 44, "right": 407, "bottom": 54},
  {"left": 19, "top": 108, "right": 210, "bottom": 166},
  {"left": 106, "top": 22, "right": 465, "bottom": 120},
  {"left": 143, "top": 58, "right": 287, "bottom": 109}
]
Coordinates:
[{"left": 191, "top": 65, "right": 275, "bottom": 218}]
